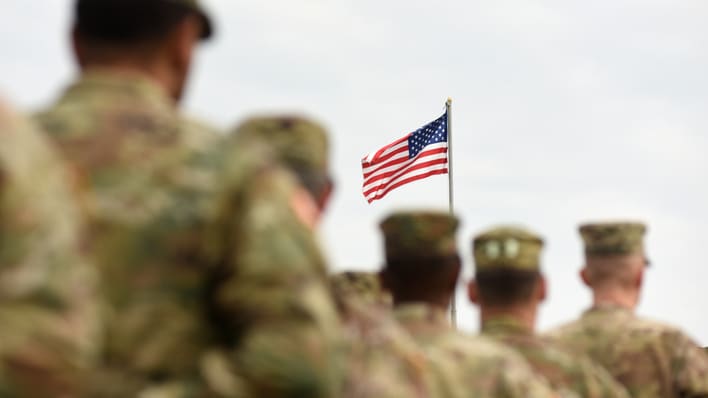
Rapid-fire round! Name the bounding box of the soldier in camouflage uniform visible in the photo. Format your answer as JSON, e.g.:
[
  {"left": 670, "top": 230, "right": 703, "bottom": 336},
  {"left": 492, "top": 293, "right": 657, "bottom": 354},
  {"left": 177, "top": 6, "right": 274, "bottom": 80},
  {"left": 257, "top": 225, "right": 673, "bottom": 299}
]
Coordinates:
[
  {"left": 230, "top": 118, "right": 445, "bottom": 398},
  {"left": 379, "top": 211, "right": 559, "bottom": 398},
  {"left": 546, "top": 222, "right": 708, "bottom": 397},
  {"left": 0, "top": 99, "right": 98, "bottom": 397},
  {"left": 36, "top": 2, "right": 343, "bottom": 397},
  {"left": 468, "top": 226, "right": 629, "bottom": 398}
]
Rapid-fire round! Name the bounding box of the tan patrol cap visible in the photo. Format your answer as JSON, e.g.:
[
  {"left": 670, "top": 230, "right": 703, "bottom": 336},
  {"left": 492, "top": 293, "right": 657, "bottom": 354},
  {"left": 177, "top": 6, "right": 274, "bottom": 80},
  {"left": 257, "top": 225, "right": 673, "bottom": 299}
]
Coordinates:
[
  {"left": 579, "top": 222, "right": 647, "bottom": 257},
  {"left": 380, "top": 211, "right": 459, "bottom": 260},
  {"left": 473, "top": 226, "right": 544, "bottom": 272},
  {"left": 232, "top": 116, "right": 329, "bottom": 174}
]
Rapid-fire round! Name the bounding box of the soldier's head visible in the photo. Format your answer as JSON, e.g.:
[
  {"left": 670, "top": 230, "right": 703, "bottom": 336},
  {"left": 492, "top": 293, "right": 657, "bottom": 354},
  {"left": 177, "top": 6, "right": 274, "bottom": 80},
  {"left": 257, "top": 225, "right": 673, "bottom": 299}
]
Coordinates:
[
  {"left": 468, "top": 226, "right": 547, "bottom": 321},
  {"left": 578, "top": 222, "right": 648, "bottom": 309},
  {"left": 378, "top": 211, "right": 461, "bottom": 309},
  {"left": 329, "top": 271, "right": 392, "bottom": 315},
  {"left": 232, "top": 116, "right": 333, "bottom": 218},
  {"left": 72, "top": 0, "right": 213, "bottom": 102}
]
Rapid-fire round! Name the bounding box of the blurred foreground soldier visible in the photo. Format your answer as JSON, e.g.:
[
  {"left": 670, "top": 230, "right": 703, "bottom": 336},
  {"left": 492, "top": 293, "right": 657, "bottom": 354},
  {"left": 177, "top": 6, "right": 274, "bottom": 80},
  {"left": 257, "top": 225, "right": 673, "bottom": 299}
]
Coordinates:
[
  {"left": 547, "top": 222, "right": 708, "bottom": 397},
  {"left": 229, "top": 118, "right": 434, "bottom": 398},
  {"left": 379, "top": 211, "right": 558, "bottom": 398},
  {"left": 469, "top": 226, "right": 629, "bottom": 398},
  {"left": 36, "top": 2, "right": 342, "bottom": 397},
  {"left": 0, "top": 100, "right": 98, "bottom": 397}
]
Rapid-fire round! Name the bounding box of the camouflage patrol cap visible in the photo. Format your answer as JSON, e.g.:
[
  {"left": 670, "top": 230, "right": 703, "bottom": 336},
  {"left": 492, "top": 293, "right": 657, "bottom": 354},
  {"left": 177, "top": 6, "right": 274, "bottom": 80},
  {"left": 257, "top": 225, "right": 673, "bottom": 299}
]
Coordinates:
[
  {"left": 579, "top": 222, "right": 646, "bottom": 257},
  {"left": 330, "top": 271, "right": 390, "bottom": 306},
  {"left": 380, "top": 211, "right": 459, "bottom": 260},
  {"left": 473, "top": 226, "right": 544, "bottom": 272},
  {"left": 233, "top": 116, "right": 329, "bottom": 174},
  {"left": 76, "top": 0, "right": 214, "bottom": 40}
]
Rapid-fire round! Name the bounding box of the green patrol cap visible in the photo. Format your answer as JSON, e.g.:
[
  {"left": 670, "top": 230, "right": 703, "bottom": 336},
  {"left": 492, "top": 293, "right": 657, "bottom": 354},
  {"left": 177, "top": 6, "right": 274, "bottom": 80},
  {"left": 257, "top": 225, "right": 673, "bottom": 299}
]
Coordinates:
[
  {"left": 380, "top": 211, "right": 459, "bottom": 260},
  {"left": 330, "top": 271, "right": 390, "bottom": 306},
  {"left": 233, "top": 116, "right": 329, "bottom": 174},
  {"left": 76, "top": 0, "right": 214, "bottom": 40},
  {"left": 473, "top": 226, "right": 544, "bottom": 272},
  {"left": 579, "top": 222, "right": 646, "bottom": 257}
]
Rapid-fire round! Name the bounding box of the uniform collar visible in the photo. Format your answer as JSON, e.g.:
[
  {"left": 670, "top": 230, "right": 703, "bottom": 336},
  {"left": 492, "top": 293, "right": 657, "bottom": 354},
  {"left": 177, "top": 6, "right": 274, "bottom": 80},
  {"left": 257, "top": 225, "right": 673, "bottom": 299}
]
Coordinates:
[
  {"left": 61, "top": 70, "right": 174, "bottom": 112},
  {"left": 584, "top": 303, "right": 633, "bottom": 317},
  {"left": 482, "top": 316, "right": 533, "bottom": 337},
  {"left": 394, "top": 303, "right": 450, "bottom": 328}
]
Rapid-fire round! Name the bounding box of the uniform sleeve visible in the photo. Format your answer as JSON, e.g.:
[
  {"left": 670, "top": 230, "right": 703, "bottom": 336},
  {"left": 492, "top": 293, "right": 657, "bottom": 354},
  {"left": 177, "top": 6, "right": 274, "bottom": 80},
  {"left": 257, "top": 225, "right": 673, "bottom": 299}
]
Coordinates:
[
  {"left": 670, "top": 331, "right": 708, "bottom": 396},
  {"left": 208, "top": 143, "right": 343, "bottom": 397},
  {"left": 0, "top": 104, "right": 100, "bottom": 396}
]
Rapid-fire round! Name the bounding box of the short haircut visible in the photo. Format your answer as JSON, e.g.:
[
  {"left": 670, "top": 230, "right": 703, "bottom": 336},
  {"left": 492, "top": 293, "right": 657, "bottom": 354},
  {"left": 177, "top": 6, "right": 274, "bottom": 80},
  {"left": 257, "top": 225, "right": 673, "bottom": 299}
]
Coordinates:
[
  {"left": 475, "top": 268, "right": 540, "bottom": 307},
  {"left": 74, "top": 0, "right": 194, "bottom": 44},
  {"left": 584, "top": 254, "right": 644, "bottom": 287}
]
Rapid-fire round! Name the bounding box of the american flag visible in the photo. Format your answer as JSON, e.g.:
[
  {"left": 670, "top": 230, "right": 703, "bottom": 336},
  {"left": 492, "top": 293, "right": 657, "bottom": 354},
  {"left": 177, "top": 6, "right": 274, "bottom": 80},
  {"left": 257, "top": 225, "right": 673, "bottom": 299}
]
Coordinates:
[{"left": 362, "top": 112, "right": 448, "bottom": 203}]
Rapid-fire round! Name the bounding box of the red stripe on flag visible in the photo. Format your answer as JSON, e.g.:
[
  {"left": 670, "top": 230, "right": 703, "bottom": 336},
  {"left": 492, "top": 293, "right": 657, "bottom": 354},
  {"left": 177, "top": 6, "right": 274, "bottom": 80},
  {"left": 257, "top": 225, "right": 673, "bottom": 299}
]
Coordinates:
[
  {"left": 363, "top": 134, "right": 409, "bottom": 165},
  {"left": 362, "top": 147, "right": 447, "bottom": 179},
  {"left": 366, "top": 168, "right": 449, "bottom": 203},
  {"left": 363, "top": 155, "right": 448, "bottom": 193}
]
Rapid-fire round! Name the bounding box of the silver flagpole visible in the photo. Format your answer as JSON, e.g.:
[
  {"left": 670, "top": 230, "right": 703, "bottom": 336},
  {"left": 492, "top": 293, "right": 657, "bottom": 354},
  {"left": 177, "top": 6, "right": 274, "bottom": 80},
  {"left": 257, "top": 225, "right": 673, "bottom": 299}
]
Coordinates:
[{"left": 446, "top": 98, "right": 456, "bottom": 328}]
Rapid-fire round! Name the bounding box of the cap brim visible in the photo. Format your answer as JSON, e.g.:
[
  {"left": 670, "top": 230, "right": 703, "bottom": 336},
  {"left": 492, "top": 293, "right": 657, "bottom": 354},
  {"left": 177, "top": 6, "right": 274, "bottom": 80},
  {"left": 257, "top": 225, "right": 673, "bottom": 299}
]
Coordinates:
[{"left": 197, "top": 11, "right": 213, "bottom": 40}]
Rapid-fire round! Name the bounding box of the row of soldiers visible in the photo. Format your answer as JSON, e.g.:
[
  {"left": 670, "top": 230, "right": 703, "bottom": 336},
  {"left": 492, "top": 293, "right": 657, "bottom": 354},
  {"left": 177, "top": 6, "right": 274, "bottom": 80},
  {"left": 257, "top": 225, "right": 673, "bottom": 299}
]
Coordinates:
[{"left": 0, "top": 0, "right": 706, "bottom": 396}]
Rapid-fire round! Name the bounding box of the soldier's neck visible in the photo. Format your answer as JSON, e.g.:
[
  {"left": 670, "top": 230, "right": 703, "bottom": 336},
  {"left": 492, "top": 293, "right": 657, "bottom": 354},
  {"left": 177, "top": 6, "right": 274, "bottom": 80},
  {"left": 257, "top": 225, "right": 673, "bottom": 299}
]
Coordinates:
[
  {"left": 479, "top": 304, "right": 536, "bottom": 333},
  {"left": 592, "top": 288, "right": 638, "bottom": 311},
  {"left": 80, "top": 63, "right": 176, "bottom": 103}
]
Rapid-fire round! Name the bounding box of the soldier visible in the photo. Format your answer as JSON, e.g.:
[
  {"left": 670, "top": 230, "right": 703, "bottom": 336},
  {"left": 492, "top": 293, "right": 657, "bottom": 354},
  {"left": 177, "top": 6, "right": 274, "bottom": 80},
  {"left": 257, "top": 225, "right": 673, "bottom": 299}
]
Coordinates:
[
  {"left": 546, "top": 222, "right": 708, "bottom": 397},
  {"left": 468, "top": 226, "right": 629, "bottom": 398},
  {"left": 229, "top": 118, "right": 441, "bottom": 398},
  {"left": 35, "top": 2, "right": 343, "bottom": 397},
  {"left": 0, "top": 100, "right": 98, "bottom": 397},
  {"left": 379, "top": 211, "right": 559, "bottom": 398}
]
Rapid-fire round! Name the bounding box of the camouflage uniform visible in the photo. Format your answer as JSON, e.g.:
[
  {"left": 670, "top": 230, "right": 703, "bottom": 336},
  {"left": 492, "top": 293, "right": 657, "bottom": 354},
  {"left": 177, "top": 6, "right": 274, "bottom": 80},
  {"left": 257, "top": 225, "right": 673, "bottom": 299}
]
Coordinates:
[
  {"left": 231, "top": 119, "right": 442, "bottom": 398},
  {"left": 547, "top": 222, "right": 708, "bottom": 398},
  {"left": 0, "top": 99, "right": 98, "bottom": 397},
  {"left": 36, "top": 64, "right": 343, "bottom": 397},
  {"left": 473, "top": 227, "right": 629, "bottom": 398},
  {"left": 381, "top": 212, "right": 558, "bottom": 398}
]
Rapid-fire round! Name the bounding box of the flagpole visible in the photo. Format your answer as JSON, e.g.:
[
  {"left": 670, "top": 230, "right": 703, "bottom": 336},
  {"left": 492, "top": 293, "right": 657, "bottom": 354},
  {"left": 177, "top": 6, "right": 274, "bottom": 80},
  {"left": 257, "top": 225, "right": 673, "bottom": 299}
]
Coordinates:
[{"left": 446, "top": 97, "right": 457, "bottom": 328}]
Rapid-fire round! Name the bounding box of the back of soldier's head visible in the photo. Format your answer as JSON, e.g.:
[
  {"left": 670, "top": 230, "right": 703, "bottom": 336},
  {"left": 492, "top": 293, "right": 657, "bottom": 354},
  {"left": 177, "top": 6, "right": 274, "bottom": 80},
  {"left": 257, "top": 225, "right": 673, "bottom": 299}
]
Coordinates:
[
  {"left": 379, "top": 211, "right": 460, "bottom": 305},
  {"left": 231, "top": 116, "right": 332, "bottom": 207},
  {"left": 74, "top": 0, "right": 213, "bottom": 45},
  {"left": 579, "top": 221, "right": 648, "bottom": 288},
  {"left": 472, "top": 226, "right": 544, "bottom": 307}
]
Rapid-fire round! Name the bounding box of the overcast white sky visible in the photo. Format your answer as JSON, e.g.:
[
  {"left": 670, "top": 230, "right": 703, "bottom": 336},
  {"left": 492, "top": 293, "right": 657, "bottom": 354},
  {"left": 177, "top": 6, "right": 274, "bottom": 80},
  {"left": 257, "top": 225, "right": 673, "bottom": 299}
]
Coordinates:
[{"left": 2, "top": 0, "right": 707, "bottom": 344}]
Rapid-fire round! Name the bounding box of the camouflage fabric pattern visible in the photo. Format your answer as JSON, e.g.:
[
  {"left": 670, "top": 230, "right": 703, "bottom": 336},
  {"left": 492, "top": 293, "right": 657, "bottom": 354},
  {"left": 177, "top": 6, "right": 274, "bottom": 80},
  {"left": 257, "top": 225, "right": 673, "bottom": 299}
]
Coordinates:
[
  {"left": 232, "top": 116, "right": 329, "bottom": 174},
  {"left": 0, "top": 100, "right": 99, "bottom": 397},
  {"left": 579, "top": 222, "right": 646, "bottom": 256},
  {"left": 473, "top": 226, "right": 543, "bottom": 271},
  {"left": 329, "top": 271, "right": 392, "bottom": 311},
  {"left": 380, "top": 211, "right": 459, "bottom": 260},
  {"left": 482, "top": 317, "right": 629, "bottom": 398},
  {"left": 394, "top": 304, "right": 557, "bottom": 398},
  {"left": 547, "top": 306, "right": 708, "bottom": 397},
  {"left": 335, "top": 299, "right": 439, "bottom": 398},
  {"left": 36, "top": 72, "right": 343, "bottom": 397}
]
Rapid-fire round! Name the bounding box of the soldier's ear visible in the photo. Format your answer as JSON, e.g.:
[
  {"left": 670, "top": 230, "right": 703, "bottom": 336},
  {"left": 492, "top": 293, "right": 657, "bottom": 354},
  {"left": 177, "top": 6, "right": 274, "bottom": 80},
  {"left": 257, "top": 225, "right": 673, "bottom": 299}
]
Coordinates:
[
  {"left": 537, "top": 276, "right": 548, "bottom": 302},
  {"left": 634, "top": 266, "right": 644, "bottom": 290},
  {"left": 71, "top": 25, "right": 87, "bottom": 69},
  {"left": 467, "top": 280, "right": 480, "bottom": 304},
  {"left": 580, "top": 267, "right": 591, "bottom": 287}
]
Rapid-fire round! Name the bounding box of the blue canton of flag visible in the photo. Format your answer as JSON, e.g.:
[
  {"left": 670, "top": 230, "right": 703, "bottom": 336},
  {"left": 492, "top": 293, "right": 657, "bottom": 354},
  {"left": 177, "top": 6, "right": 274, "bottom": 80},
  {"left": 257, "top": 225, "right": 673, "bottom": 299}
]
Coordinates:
[
  {"left": 407, "top": 113, "right": 448, "bottom": 158},
  {"left": 361, "top": 111, "right": 449, "bottom": 203}
]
